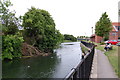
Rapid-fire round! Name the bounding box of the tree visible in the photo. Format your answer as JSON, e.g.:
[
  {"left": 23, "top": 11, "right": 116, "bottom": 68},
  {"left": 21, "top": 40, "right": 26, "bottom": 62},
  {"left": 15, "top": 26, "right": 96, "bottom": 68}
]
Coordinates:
[
  {"left": 64, "top": 34, "right": 77, "bottom": 42},
  {"left": 95, "top": 12, "right": 112, "bottom": 41},
  {"left": 2, "top": 35, "right": 24, "bottom": 60},
  {"left": 0, "top": 0, "right": 19, "bottom": 35},
  {"left": 0, "top": 0, "right": 24, "bottom": 60},
  {"left": 22, "top": 7, "right": 63, "bottom": 52}
]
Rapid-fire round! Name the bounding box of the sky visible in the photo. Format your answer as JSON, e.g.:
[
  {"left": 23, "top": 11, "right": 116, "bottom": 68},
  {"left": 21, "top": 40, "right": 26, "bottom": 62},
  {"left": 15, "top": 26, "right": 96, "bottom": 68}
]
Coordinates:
[{"left": 9, "top": 0, "right": 120, "bottom": 37}]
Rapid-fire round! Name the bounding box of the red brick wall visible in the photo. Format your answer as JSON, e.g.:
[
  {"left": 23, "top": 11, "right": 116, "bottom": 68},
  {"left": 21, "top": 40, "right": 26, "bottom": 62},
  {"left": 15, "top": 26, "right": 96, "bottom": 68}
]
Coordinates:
[
  {"left": 109, "top": 31, "right": 118, "bottom": 40},
  {"left": 118, "top": 31, "right": 120, "bottom": 38},
  {"left": 90, "top": 34, "right": 103, "bottom": 43},
  {"left": 95, "top": 35, "right": 103, "bottom": 43},
  {"left": 90, "top": 37, "right": 95, "bottom": 42}
]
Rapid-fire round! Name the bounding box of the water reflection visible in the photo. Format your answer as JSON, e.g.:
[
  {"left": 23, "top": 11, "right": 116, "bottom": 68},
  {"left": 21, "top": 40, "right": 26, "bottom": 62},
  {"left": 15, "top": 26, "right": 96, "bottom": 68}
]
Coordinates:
[
  {"left": 3, "top": 53, "right": 59, "bottom": 78},
  {"left": 2, "top": 42, "right": 82, "bottom": 78}
]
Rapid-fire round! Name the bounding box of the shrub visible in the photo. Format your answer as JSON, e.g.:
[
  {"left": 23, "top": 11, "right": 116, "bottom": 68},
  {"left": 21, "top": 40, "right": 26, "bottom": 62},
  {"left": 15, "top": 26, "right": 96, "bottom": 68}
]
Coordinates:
[
  {"left": 2, "top": 35, "right": 24, "bottom": 60},
  {"left": 100, "top": 42, "right": 105, "bottom": 45}
]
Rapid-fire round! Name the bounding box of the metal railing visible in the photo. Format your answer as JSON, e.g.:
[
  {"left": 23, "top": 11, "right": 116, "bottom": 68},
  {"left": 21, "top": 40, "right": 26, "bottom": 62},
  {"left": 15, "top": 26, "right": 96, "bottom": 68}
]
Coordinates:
[{"left": 64, "top": 41, "right": 95, "bottom": 80}]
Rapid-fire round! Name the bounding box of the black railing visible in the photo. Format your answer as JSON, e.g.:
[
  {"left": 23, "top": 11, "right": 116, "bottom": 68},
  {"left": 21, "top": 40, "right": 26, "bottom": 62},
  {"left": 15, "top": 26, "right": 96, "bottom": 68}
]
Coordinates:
[
  {"left": 80, "top": 41, "right": 94, "bottom": 49},
  {"left": 64, "top": 41, "right": 95, "bottom": 80}
]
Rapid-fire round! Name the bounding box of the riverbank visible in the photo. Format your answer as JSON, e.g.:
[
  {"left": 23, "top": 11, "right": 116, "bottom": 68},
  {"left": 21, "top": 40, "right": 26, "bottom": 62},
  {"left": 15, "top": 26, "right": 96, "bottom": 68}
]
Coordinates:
[
  {"left": 63, "top": 40, "right": 76, "bottom": 42},
  {"left": 22, "top": 43, "right": 52, "bottom": 57},
  {"left": 95, "top": 43, "right": 119, "bottom": 77}
]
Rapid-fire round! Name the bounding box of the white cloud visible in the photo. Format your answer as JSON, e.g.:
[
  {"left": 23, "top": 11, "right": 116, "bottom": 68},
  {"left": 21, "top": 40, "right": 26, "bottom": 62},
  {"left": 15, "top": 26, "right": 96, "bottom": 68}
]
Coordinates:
[{"left": 10, "top": 0, "right": 119, "bottom": 37}]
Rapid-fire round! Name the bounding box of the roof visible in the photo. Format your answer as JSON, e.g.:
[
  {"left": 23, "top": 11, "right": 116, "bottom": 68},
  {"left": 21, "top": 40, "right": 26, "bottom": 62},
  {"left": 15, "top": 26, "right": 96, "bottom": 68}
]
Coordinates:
[
  {"left": 112, "top": 22, "right": 120, "bottom": 26},
  {"left": 90, "top": 34, "right": 95, "bottom": 38}
]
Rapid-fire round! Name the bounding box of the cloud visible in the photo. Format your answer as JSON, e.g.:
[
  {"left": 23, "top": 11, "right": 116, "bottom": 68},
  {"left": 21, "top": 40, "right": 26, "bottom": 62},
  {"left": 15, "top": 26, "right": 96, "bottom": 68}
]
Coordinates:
[{"left": 10, "top": 0, "right": 119, "bottom": 36}]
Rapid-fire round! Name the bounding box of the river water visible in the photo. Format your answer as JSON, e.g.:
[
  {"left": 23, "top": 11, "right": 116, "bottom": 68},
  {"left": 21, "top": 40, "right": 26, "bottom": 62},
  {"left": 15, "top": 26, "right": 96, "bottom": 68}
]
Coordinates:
[{"left": 2, "top": 42, "right": 82, "bottom": 78}]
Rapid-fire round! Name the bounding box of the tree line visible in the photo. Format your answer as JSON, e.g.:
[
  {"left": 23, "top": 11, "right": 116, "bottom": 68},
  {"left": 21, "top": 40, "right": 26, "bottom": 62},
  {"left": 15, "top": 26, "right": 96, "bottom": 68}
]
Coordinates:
[{"left": 64, "top": 34, "right": 77, "bottom": 42}]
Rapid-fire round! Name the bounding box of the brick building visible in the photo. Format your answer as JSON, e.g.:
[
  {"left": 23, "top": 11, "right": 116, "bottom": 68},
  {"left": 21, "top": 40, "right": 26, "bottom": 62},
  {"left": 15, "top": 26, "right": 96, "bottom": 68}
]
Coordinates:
[
  {"left": 90, "top": 34, "right": 103, "bottom": 43},
  {"left": 109, "top": 22, "right": 120, "bottom": 41},
  {"left": 90, "top": 22, "right": 120, "bottom": 43}
]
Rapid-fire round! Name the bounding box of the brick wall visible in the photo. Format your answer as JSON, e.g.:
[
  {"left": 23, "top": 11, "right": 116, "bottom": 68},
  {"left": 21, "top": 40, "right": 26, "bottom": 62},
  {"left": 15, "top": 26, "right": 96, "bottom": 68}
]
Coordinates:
[
  {"left": 95, "top": 35, "right": 103, "bottom": 43},
  {"left": 109, "top": 31, "right": 118, "bottom": 40},
  {"left": 90, "top": 37, "right": 95, "bottom": 42},
  {"left": 90, "top": 34, "right": 103, "bottom": 43},
  {"left": 118, "top": 31, "right": 120, "bottom": 38}
]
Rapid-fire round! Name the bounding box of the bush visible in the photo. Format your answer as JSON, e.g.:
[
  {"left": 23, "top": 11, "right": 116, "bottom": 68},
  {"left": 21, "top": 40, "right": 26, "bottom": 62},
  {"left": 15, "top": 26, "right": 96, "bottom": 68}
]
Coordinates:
[
  {"left": 2, "top": 35, "right": 24, "bottom": 60},
  {"left": 100, "top": 42, "right": 105, "bottom": 45}
]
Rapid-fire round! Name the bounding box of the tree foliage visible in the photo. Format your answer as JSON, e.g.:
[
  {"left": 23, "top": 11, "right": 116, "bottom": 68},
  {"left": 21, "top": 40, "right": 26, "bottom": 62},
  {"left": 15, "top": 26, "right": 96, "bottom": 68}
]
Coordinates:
[
  {"left": 1, "top": 0, "right": 24, "bottom": 60},
  {"left": 23, "top": 7, "right": 63, "bottom": 52},
  {"left": 77, "top": 36, "right": 88, "bottom": 39},
  {"left": 2, "top": 35, "right": 24, "bottom": 60},
  {"left": 0, "top": 0, "right": 19, "bottom": 35},
  {"left": 1, "top": 1, "right": 64, "bottom": 60},
  {"left": 95, "top": 12, "right": 112, "bottom": 38},
  {"left": 64, "top": 34, "right": 77, "bottom": 42}
]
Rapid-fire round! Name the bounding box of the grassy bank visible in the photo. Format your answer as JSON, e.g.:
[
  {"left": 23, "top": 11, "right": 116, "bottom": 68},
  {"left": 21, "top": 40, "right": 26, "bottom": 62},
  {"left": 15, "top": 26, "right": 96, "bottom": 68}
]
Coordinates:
[
  {"left": 80, "top": 43, "right": 90, "bottom": 54},
  {"left": 63, "top": 40, "right": 72, "bottom": 42},
  {"left": 95, "top": 43, "right": 119, "bottom": 77},
  {"left": 63, "top": 40, "right": 77, "bottom": 42}
]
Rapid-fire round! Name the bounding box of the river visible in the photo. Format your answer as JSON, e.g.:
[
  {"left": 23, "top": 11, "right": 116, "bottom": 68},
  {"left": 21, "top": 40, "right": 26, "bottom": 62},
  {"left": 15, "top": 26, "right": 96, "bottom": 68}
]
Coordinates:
[{"left": 2, "top": 42, "right": 82, "bottom": 78}]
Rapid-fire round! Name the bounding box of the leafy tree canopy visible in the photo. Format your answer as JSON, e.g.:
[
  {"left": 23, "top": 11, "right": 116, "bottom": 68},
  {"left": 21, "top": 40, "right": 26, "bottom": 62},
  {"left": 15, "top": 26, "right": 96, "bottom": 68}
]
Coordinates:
[
  {"left": 64, "top": 34, "right": 77, "bottom": 42},
  {"left": 95, "top": 12, "right": 112, "bottom": 38},
  {"left": 0, "top": 0, "right": 20, "bottom": 35},
  {"left": 23, "top": 7, "right": 63, "bottom": 52}
]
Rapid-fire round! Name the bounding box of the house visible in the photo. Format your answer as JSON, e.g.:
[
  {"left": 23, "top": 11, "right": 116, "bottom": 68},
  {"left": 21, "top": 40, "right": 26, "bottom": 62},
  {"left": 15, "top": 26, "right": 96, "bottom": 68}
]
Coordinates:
[
  {"left": 90, "top": 34, "right": 103, "bottom": 43},
  {"left": 109, "top": 22, "right": 120, "bottom": 41},
  {"left": 90, "top": 22, "right": 120, "bottom": 43},
  {"left": 90, "top": 34, "right": 95, "bottom": 42}
]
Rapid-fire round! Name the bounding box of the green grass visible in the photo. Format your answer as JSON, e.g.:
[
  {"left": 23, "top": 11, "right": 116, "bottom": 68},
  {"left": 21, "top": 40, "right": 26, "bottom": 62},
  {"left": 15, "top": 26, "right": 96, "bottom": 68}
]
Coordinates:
[
  {"left": 80, "top": 43, "right": 89, "bottom": 54},
  {"left": 95, "top": 43, "right": 105, "bottom": 51},
  {"left": 63, "top": 40, "right": 76, "bottom": 42},
  {"left": 95, "top": 43, "right": 119, "bottom": 77},
  {"left": 63, "top": 40, "right": 71, "bottom": 42}
]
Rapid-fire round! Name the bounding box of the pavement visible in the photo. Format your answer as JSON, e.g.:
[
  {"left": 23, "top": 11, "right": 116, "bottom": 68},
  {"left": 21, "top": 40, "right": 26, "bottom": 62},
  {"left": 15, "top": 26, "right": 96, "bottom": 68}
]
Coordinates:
[{"left": 90, "top": 49, "right": 118, "bottom": 78}]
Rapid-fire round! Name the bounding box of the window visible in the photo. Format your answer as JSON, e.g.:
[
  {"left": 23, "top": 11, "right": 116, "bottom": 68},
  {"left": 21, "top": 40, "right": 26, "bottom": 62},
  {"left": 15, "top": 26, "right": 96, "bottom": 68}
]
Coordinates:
[
  {"left": 112, "top": 33, "right": 116, "bottom": 36},
  {"left": 118, "top": 26, "right": 120, "bottom": 30}
]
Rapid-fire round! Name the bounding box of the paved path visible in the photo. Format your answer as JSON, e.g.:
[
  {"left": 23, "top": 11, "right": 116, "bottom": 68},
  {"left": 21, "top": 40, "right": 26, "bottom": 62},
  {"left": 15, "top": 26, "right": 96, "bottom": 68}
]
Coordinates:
[{"left": 91, "top": 49, "right": 118, "bottom": 78}]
